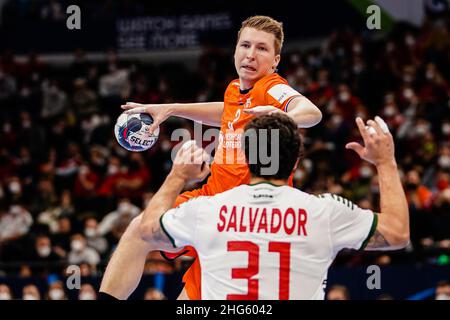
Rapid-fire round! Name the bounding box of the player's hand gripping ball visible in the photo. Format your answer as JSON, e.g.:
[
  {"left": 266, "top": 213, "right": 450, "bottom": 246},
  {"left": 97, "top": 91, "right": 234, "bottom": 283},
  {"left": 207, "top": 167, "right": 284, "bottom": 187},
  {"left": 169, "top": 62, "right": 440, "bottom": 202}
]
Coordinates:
[{"left": 114, "top": 112, "right": 160, "bottom": 152}]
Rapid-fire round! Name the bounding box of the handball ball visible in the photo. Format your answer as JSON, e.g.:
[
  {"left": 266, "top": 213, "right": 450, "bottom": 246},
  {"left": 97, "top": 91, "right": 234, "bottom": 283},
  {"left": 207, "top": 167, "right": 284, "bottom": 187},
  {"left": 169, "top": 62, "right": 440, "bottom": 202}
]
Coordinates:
[{"left": 114, "top": 112, "right": 159, "bottom": 152}]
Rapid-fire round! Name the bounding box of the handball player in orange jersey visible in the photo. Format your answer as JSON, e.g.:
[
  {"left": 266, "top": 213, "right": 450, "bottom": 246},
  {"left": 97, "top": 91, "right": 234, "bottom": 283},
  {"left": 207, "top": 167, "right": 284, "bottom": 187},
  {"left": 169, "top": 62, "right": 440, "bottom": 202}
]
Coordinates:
[{"left": 100, "top": 15, "right": 322, "bottom": 300}]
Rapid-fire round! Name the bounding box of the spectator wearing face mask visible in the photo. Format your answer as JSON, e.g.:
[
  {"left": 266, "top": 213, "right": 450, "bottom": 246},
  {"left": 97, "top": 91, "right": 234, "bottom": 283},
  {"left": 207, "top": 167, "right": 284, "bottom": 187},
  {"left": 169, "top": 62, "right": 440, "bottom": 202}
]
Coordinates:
[
  {"left": 405, "top": 169, "right": 433, "bottom": 210},
  {"left": 72, "top": 77, "right": 99, "bottom": 120},
  {"left": 78, "top": 283, "right": 97, "bottom": 300},
  {"left": 436, "top": 145, "right": 450, "bottom": 172},
  {"left": 0, "top": 284, "right": 12, "bottom": 300},
  {"left": 22, "top": 284, "right": 41, "bottom": 300},
  {"left": 5, "top": 176, "right": 23, "bottom": 202},
  {"left": 435, "top": 280, "right": 450, "bottom": 300},
  {"left": 41, "top": 79, "right": 68, "bottom": 121},
  {"left": 429, "top": 188, "right": 450, "bottom": 249},
  {"left": 404, "top": 169, "right": 434, "bottom": 249},
  {"left": 16, "top": 111, "right": 46, "bottom": 160},
  {"left": 0, "top": 65, "right": 17, "bottom": 104},
  {"left": 68, "top": 234, "right": 100, "bottom": 268},
  {"left": 29, "top": 235, "right": 64, "bottom": 276},
  {"left": 341, "top": 163, "right": 375, "bottom": 201},
  {"left": 0, "top": 204, "right": 33, "bottom": 248},
  {"left": 98, "top": 154, "right": 151, "bottom": 200},
  {"left": 333, "top": 83, "right": 363, "bottom": 123},
  {"left": 51, "top": 216, "right": 73, "bottom": 253},
  {"left": 419, "top": 63, "right": 449, "bottom": 105},
  {"left": 74, "top": 163, "right": 98, "bottom": 198},
  {"left": 97, "top": 199, "right": 140, "bottom": 242},
  {"left": 46, "top": 280, "right": 67, "bottom": 300},
  {"left": 83, "top": 217, "right": 108, "bottom": 256},
  {"left": 29, "top": 177, "right": 58, "bottom": 217},
  {"left": 37, "top": 190, "right": 75, "bottom": 233},
  {"left": 98, "top": 50, "right": 130, "bottom": 99}
]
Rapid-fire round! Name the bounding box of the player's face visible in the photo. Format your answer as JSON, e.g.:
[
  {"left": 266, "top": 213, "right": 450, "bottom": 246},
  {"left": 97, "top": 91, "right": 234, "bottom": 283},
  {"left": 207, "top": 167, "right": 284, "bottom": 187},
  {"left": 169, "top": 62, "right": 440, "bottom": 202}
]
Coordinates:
[{"left": 235, "top": 27, "right": 280, "bottom": 89}]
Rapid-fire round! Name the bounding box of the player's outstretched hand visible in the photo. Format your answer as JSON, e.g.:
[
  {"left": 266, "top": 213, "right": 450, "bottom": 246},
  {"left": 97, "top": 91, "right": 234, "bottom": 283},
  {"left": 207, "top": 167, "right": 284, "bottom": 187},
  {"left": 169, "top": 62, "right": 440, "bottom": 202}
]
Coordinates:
[
  {"left": 172, "top": 141, "right": 211, "bottom": 183},
  {"left": 121, "top": 102, "right": 170, "bottom": 135},
  {"left": 345, "top": 116, "right": 396, "bottom": 167},
  {"left": 243, "top": 105, "right": 284, "bottom": 116}
]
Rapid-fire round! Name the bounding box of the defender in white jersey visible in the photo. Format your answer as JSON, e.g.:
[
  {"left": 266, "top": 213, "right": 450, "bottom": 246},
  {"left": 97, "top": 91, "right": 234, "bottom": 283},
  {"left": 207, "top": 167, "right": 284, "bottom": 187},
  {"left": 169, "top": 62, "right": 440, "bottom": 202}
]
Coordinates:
[{"left": 139, "top": 114, "right": 410, "bottom": 300}]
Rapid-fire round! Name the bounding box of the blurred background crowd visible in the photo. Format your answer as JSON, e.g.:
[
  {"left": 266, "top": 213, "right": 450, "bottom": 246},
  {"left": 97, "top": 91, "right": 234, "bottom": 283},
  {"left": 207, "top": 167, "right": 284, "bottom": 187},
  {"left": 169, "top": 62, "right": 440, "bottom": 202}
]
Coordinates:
[{"left": 0, "top": 0, "right": 449, "bottom": 300}]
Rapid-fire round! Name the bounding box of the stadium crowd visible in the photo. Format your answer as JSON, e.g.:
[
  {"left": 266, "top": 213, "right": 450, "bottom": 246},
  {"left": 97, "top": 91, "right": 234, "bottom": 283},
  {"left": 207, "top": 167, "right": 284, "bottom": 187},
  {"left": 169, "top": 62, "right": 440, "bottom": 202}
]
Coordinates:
[{"left": 0, "top": 6, "right": 449, "bottom": 299}]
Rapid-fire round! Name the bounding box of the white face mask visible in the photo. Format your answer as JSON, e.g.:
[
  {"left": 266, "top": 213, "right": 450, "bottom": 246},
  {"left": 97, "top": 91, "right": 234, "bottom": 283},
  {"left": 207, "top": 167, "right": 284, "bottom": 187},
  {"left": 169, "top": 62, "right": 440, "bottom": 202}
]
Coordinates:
[
  {"left": 107, "top": 165, "right": 119, "bottom": 175},
  {"left": 403, "top": 88, "right": 414, "bottom": 99},
  {"left": 355, "top": 112, "right": 366, "bottom": 119},
  {"left": 360, "top": 166, "right": 373, "bottom": 178},
  {"left": 84, "top": 228, "right": 97, "bottom": 238},
  {"left": 384, "top": 105, "right": 397, "bottom": 117},
  {"left": 294, "top": 169, "right": 304, "bottom": 181},
  {"left": 415, "top": 125, "right": 429, "bottom": 136},
  {"left": 118, "top": 202, "right": 131, "bottom": 214},
  {"left": 0, "top": 292, "right": 11, "bottom": 300},
  {"left": 49, "top": 289, "right": 64, "bottom": 300},
  {"left": 405, "top": 35, "right": 415, "bottom": 47},
  {"left": 286, "top": 74, "right": 296, "bottom": 85},
  {"left": 79, "top": 292, "right": 95, "bottom": 300},
  {"left": 403, "top": 74, "right": 414, "bottom": 83},
  {"left": 22, "top": 121, "right": 31, "bottom": 129},
  {"left": 23, "top": 294, "right": 39, "bottom": 300},
  {"left": 353, "top": 64, "right": 363, "bottom": 74},
  {"left": 426, "top": 70, "right": 435, "bottom": 80},
  {"left": 442, "top": 124, "right": 450, "bottom": 135},
  {"left": 8, "top": 181, "right": 21, "bottom": 194},
  {"left": 331, "top": 115, "right": 343, "bottom": 126},
  {"left": 436, "top": 293, "right": 450, "bottom": 300},
  {"left": 339, "top": 92, "right": 350, "bottom": 102},
  {"left": 37, "top": 246, "right": 51, "bottom": 258},
  {"left": 161, "top": 140, "right": 171, "bottom": 152},
  {"left": 296, "top": 68, "right": 306, "bottom": 78},
  {"left": 438, "top": 155, "right": 450, "bottom": 168},
  {"left": 10, "top": 205, "right": 22, "bottom": 215},
  {"left": 352, "top": 44, "right": 362, "bottom": 54},
  {"left": 3, "top": 123, "right": 11, "bottom": 133},
  {"left": 71, "top": 240, "right": 84, "bottom": 252},
  {"left": 79, "top": 166, "right": 89, "bottom": 175}
]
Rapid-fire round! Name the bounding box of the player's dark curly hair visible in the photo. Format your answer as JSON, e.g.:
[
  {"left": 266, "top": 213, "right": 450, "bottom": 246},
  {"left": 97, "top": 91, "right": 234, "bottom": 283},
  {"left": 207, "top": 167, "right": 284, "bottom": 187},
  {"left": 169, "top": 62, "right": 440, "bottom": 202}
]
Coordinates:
[{"left": 243, "top": 113, "right": 303, "bottom": 180}]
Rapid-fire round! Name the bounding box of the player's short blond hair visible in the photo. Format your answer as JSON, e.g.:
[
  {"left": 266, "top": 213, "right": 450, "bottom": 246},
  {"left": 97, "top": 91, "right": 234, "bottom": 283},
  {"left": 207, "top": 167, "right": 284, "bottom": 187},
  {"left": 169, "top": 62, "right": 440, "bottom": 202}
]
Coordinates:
[{"left": 238, "top": 16, "right": 284, "bottom": 55}]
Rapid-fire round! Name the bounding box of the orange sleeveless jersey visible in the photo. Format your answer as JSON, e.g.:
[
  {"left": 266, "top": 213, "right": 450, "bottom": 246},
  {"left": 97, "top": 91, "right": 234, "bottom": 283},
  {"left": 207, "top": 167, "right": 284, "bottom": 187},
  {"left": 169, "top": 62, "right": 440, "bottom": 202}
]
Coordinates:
[{"left": 165, "top": 73, "right": 302, "bottom": 299}]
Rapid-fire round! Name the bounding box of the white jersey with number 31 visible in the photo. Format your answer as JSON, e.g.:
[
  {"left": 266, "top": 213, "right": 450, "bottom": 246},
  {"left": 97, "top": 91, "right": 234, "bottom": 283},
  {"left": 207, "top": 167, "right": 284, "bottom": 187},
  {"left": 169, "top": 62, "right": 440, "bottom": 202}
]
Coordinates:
[{"left": 161, "top": 182, "right": 376, "bottom": 300}]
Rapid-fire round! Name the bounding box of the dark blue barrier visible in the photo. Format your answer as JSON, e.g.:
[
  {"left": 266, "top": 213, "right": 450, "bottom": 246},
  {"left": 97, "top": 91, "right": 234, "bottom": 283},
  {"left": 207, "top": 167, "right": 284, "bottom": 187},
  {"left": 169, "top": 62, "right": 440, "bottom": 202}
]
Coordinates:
[
  {"left": 1, "top": 265, "right": 448, "bottom": 300},
  {"left": 326, "top": 265, "right": 450, "bottom": 300}
]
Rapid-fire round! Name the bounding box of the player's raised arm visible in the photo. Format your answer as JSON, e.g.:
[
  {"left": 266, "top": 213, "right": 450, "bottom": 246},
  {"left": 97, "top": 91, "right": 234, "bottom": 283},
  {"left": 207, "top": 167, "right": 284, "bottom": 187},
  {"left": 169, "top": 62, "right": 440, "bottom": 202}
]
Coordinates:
[
  {"left": 243, "top": 95, "right": 322, "bottom": 128},
  {"left": 121, "top": 101, "right": 224, "bottom": 133},
  {"left": 139, "top": 141, "right": 210, "bottom": 250},
  {"left": 346, "top": 116, "right": 409, "bottom": 250},
  {"left": 284, "top": 95, "right": 322, "bottom": 128}
]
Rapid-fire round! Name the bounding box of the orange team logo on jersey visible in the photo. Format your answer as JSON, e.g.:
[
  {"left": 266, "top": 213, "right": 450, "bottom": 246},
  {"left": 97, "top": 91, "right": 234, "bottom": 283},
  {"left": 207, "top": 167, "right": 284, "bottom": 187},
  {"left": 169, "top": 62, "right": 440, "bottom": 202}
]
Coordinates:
[{"left": 206, "top": 73, "right": 302, "bottom": 195}]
